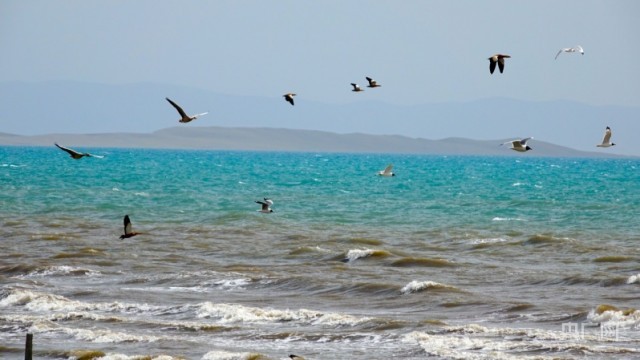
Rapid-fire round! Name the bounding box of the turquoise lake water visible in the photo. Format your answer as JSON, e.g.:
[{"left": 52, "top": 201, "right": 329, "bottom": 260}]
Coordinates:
[{"left": 1, "top": 146, "right": 639, "bottom": 359}]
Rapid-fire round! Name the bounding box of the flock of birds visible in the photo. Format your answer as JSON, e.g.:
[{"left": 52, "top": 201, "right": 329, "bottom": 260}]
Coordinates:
[{"left": 51, "top": 45, "right": 618, "bottom": 271}]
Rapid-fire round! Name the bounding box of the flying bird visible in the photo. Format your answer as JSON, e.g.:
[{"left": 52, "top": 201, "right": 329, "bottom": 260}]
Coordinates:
[
  {"left": 501, "top": 137, "right": 533, "bottom": 152},
  {"left": 256, "top": 198, "right": 274, "bottom": 213},
  {"left": 365, "top": 76, "right": 381, "bottom": 88},
  {"left": 555, "top": 45, "right": 584, "bottom": 60},
  {"left": 119, "top": 215, "right": 141, "bottom": 239},
  {"left": 55, "top": 143, "right": 103, "bottom": 159},
  {"left": 488, "top": 54, "right": 511, "bottom": 74},
  {"left": 596, "top": 126, "right": 615, "bottom": 147},
  {"left": 289, "top": 355, "right": 305, "bottom": 360},
  {"left": 165, "top": 97, "right": 208, "bottom": 123},
  {"left": 377, "top": 164, "right": 395, "bottom": 177},
  {"left": 283, "top": 93, "right": 296, "bottom": 106},
  {"left": 350, "top": 83, "right": 364, "bottom": 92}
]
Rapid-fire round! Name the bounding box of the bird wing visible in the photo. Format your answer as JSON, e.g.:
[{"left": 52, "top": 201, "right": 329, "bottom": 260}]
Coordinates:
[
  {"left": 366, "top": 77, "right": 376, "bottom": 86},
  {"left": 555, "top": 49, "right": 563, "bottom": 60},
  {"left": 498, "top": 58, "right": 505, "bottom": 73},
  {"left": 284, "top": 94, "right": 294, "bottom": 105},
  {"left": 383, "top": 164, "right": 393, "bottom": 174},
  {"left": 256, "top": 201, "right": 269, "bottom": 211},
  {"left": 519, "top": 137, "right": 532, "bottom": 145},
  {"left": 602, "top": 127, "right": 612, "bottom": 144},
  {"left": 87, "top": 153, "right": 104, "bottom": 159},
  {"left": 166, "top": 98, "right": 189, "bottom": 118},
  {"left": 123, "top": 215, "right": 132, "bottom": 235},
  {"left": 489, "top": 59, "right": 497, "bottom": 74},
  {"left": 575, "top": 45, "right": 584, "bottom": 54},
  {"left": 264, "top": 198, "right": 273, "bottom": 206},
  {"left": 55, "top": 143, "right": 82, "bottom": 157},
  {"left": 193, "top": 112, "right": 208, "bottom": 118}
]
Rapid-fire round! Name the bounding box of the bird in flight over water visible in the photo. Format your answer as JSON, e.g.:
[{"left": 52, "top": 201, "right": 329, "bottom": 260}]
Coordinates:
[
  {"left": 256, "top": 198, "right": 274, "bottom": 213},
  {"left": 488, "top": 54, "right": 511, "bottom": 74},
  {"left": 555, "top": 45, "right": 584, "bottom": 60},
  {"left": 377, "top": 164, "right": 395, "bottom": 177},
  {"left": 501, "top": 137, "right": 533, "bottom": 152},
  {"left": 366, "top": 76, "right": 381, "bottom": 88},
  {"left": 283, "top": 93, "right": 296, "bottom": 106},
  {"left": 55, "top": 143, "right": 103, "bottom": 159},
  {"left": 596, "top": 126, "right": 615, "bottom": 148},
  {"left": 350, "top": 83, "right": 364, "bottom": 92},
  {"left": 165, "top": 97, "right": 208, "bottom": 123},
  {"left": 119, "top": 215, "right": 141, "bottom": 239}
]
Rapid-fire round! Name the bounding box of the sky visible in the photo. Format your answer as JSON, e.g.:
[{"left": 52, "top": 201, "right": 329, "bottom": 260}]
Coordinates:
[{"left": 1, "top": 1, "right": 639, "bottom": 152}]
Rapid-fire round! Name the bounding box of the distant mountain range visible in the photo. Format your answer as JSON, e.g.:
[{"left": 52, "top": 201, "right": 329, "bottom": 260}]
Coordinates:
[
  {"left": 0, "top": 126, "right": 629, "bottom": 158},
  {"left": 0, "top": 81, "right": 638, "bottom": 156}
]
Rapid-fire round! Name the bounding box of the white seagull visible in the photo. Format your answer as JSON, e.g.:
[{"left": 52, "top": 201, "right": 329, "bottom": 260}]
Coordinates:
[
  {"left": 555, "top": 45, "right": 584, "bottom": 60},
  {"left": 256, "top": 198, "right": 274, "bottom": 213},
  {"left": 350, "top": 83, "right": 364, "bottom": 92},
  {"left": 501, "top": 137, "right": 533, "bottom": 152},
  {"left": 165, "top": 97, "right": 208, "bottom": 123},
  {"left": 366, "top": 76, "right": 381, "bottom": 88},
  {"left": 596, "top": 126, "right": 615, "bottom": 147},
  {"left": 377, "top": 164, "right": 395, "bottom": 177},
  {"left": 55, "top": 143, "right": 103, "bottom": 159}
]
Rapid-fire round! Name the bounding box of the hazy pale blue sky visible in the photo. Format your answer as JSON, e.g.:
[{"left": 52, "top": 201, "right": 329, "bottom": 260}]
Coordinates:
[
  {"left": 1, "top": 1, "right": 639, "bottom": 156},
  {"left": 2, "top": 0, "right": 638, "bottom": 105}
]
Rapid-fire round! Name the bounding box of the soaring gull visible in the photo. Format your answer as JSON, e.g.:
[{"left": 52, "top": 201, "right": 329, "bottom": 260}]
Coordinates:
[{"left": 165, "top": 97, "right": 208, "bottom": 123}]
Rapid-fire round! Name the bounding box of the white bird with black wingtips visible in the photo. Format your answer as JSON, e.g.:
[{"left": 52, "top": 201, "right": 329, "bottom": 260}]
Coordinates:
[
  {"left": 350, "top": 83, "right": 364, "bottom": 92},
  {"left": 256, "top": 198, "right": 274, "bottom": 213},
  {"left": 377, "top": 164, "right": 395, "bottom": 177},
  {"left": 501, "top": 137, "right": 533, "bottom": 152},
  {"left": 596, "top": 126, "right": 616, "bottom": 148}
]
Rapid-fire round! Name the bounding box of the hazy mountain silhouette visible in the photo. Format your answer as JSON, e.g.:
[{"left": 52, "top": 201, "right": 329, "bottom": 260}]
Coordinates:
[
  {"left": 0, "top": 81, "right": 637, "bottom": 156},
  {"left": 0, "top": 126, "right": 628, "bottom": 158}
]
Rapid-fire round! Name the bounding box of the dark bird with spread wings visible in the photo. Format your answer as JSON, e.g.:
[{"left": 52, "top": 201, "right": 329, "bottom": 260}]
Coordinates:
[
  {"left": 488, "top": 54, "right": 511, "bottom": 74},
  {"left": 119, "top": 215, "right": 141, "bottom": 239},
  {"left": 283, "top": 93, "right": 296, "bottom": 106},
  {"left": 55, "top": 143, "right": 103, "bottom": 159},
  {"left": 165, "top": 97, "right": 208, "bottom": 123}
]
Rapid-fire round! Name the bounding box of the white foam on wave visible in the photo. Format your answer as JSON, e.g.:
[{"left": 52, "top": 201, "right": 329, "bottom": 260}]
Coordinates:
[
  {"left": 587, "top": 306, "right": 640, "bottom": 331},
  {"left": 470, "top": 237, "right": 507, "bottom": 245},
  {"left": 201, "top": 350, "right": 263, "bottom": 360},
  {"left": 627, "top": 274, "right": 640, "bottom": 284},
  {"left": 344, "top": 248, "right": 376, "bottom": 262},
  {"left": 97, "top": 355, "right": 179, "bottom": 360},
  {"left": 197, "top": 302, "right": 370, "bottom": 327},
  {"left": 492, "top": 217, "right": 526, "bottom": 222},
  {"left": 403, "top": 323, "right": 638, "bottom": 359},
  {"left": 400, "top": 280, "right": 457, "bottom": 295},
  {"left": 0, "top": 289, "right": 163, "bottom": 314},
  {"left": 51, "top": 324, "right": 161, "bottom": 343},
  {"left": 18, "top": 265, "right": 102, "bottom": 278},
  {"left": 122, "top": 278, "right": 250, "bottom": 293}
]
